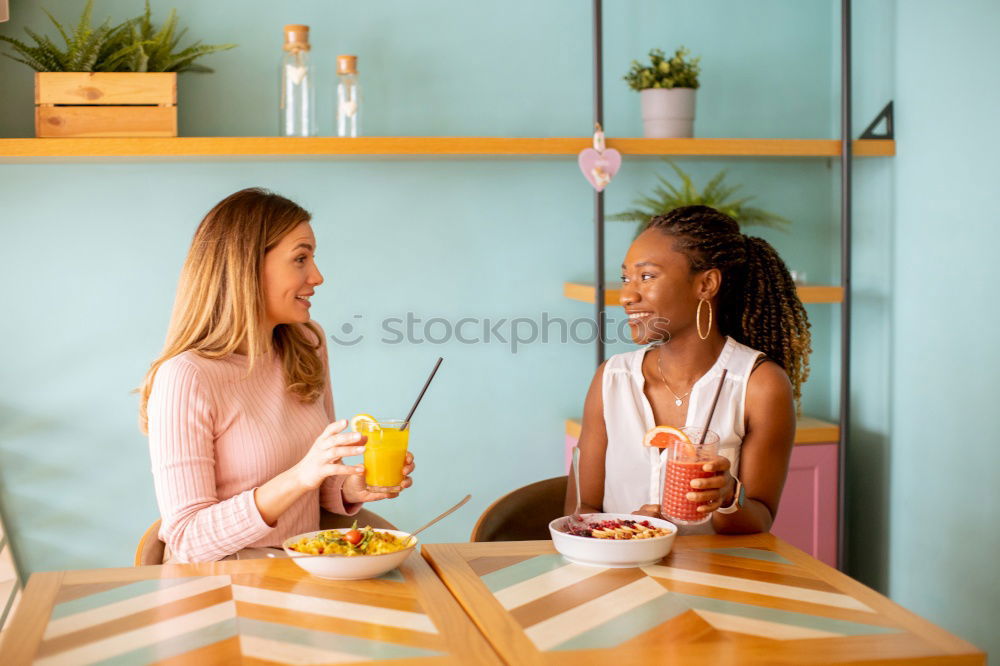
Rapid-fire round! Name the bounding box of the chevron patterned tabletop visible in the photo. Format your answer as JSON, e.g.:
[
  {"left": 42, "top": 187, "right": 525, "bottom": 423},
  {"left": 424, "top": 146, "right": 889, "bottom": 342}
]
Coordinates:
[
  {"left": 422, "top": 534, "right": 985, "bottom": 665},
  {"left": 0, "top": 551, "right": 501, "bottom": 665}
]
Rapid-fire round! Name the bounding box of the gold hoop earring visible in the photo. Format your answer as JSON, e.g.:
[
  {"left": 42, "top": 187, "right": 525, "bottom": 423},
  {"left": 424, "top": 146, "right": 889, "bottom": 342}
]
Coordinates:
[{"left": 696, "top": 299, "right": 712, "bottom": 340}]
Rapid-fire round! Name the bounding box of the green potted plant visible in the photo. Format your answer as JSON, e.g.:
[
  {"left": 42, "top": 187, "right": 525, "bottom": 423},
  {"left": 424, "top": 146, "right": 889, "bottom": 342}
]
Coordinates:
[
  {"left": 624, "top": 47, "right": 700, "bottom": 138},
  {"left": 611, "top": 160, "right": 790, "bottom": 234},
  {"left": 0, "top": 0, "right": 235, "bottom": 137}
]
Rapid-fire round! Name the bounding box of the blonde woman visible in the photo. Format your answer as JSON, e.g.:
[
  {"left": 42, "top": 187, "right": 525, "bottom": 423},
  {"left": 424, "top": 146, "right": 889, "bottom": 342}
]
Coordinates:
[{"left": 138, "top": 188, "right": 414, "bottom": 562}]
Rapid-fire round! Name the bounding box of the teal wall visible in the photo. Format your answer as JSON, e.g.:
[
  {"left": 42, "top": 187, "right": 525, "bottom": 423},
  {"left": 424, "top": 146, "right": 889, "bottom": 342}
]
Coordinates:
[
  {"left": 877, "top": 0, "right": 998, "bottom": 656},
  {"left": 844, "top": 0, "right": 999, "bottom": 657},
  {"left": 12, "top": 1, "right": 996, "bottom": 655}
]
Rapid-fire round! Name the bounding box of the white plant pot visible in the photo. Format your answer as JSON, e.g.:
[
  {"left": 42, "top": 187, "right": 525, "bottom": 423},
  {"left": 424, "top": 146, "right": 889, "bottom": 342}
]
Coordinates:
[{"left": 640, "top": 88, "right": 697, "bottom": 138}]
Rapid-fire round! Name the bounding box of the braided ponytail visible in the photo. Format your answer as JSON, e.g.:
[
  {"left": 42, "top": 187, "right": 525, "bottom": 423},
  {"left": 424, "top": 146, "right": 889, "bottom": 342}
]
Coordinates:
[
  {"left": 645, "top": 205, "right": 812, "bottom": 404},
  {"left": 738, "top": 235, "right": 812, "bottom": 402}
]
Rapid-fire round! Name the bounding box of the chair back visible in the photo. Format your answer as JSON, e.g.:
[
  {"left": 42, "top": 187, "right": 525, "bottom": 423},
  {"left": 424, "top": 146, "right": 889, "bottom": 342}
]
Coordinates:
[
  {"left": 320, "top": 507, "right": 397, "bottom": 531},
  {"left": 1, "top": 511, "right": 22, "bottom": 633},
  {"left": 135, "top": 519, "right": 165, "bottom": 566},
  {"left": 471, "top": 476, "right": 568, "bottom": 542},
  {"left": 135, "top": 508, "right": 398, "bottom": 566}
]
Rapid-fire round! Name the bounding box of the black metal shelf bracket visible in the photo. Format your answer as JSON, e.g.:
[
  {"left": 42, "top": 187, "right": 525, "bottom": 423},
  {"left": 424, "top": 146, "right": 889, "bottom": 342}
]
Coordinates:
[
  {"left": 838, "top": 0, "right": 853, "bottom": 574},
  {"left": 593, "top": 0, "right": 606, "bottom": 366},
  {"left": 860, "top": 101, "right": 894, "bottom": 140}
]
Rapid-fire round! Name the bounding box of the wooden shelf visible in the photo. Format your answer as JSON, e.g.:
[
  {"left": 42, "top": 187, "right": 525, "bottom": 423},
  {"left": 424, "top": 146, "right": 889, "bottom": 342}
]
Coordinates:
[
  {"left": 610, "top": 138, "right": 894, "bottom": 157},
  {"left": 564, "top": 282, "right": 844, "bottom": 306},
  {"left": 565, "top": 416, "right": 839, "bottom": 445},
  {"left": 0, "top": 137, "right": 895, "bottom": 160}
]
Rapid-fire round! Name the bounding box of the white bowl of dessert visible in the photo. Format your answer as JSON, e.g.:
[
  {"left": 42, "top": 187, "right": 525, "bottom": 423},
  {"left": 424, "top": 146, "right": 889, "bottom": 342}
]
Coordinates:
[{"left": 548, "top": 513, "right": 677, "bottom": 568}]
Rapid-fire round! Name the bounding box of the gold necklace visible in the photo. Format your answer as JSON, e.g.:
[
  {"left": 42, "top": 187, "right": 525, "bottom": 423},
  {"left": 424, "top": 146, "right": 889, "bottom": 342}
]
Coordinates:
[{"left": 656, "top": 345, "right": 691, "bottom": 407}]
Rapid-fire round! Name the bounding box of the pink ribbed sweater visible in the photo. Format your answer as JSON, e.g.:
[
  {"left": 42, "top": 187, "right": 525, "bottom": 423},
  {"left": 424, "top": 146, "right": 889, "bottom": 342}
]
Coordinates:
[{"left": 147, "top": 329, "right": 358, "bottom": 562}]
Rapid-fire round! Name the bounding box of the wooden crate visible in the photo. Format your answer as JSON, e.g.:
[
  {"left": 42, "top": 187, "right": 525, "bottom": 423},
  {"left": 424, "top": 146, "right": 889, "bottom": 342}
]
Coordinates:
[{"left": 34, "top": 72, "right": 177, "bottom": 138}]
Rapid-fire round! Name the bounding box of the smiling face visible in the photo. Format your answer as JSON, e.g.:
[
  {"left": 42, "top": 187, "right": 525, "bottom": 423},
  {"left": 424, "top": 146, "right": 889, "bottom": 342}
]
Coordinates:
[
  {"left": 262, "top": 221, "right": 324, "bottom": 329},
  {"left": 620, "top": 228, "right": 719, "bottom": 345}
]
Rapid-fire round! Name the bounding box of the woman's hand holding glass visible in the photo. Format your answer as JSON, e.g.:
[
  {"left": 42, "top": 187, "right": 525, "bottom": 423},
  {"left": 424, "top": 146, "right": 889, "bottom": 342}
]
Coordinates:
[
  {"left": 295, "top": 419, "right": 415, "bottom": 502},
  {"left": 687, "top": 456, "right": 735, "bottom": 514},
  {"left": 631, "top": 504, "right": 664, "bottom": 518},
  {"left": 342, "top": 452, "right": 414, "bottom": 503},
  {"left": 632, "top": 455, "right": 735, "bottom": 518},
  {"left": 294, "top": 419, "right": 368, "bottom": 490}
]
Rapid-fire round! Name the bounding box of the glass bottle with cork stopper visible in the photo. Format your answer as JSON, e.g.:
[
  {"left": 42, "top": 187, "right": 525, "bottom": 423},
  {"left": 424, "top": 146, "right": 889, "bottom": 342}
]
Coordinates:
[
  {"left": 336, "top": 55, "right": 361, "bottom": 137},
  {"left": 279, "top": 24, "right": 316, "bottom": 136}
]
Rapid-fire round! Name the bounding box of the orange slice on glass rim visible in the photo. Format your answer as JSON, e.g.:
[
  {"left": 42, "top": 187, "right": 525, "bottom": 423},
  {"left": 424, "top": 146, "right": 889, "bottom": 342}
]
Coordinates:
[
  {"left": 349, "top": 413, "right": 379, "bottom": 433},
  {"left": 643, "top": 425, "right": 690, "bottom": 450}
]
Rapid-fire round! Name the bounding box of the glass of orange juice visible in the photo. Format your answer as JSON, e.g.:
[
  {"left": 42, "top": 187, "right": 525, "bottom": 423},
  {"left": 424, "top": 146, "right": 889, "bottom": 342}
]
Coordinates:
[{"left": 355, "top": 419, "right": 409, "bottom": 493}]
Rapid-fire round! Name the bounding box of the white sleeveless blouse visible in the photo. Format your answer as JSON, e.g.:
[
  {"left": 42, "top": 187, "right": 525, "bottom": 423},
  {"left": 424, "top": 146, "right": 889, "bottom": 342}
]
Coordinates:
[{"left": 601, "top": 336, "right": 763, "bottom": 530}]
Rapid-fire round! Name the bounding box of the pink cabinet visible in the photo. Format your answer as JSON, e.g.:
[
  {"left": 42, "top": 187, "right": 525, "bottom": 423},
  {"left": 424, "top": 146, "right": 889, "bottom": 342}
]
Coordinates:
[
  {"left": 771, "top": 442, "right": 839, "bottom": 567},
  {"left": 565, "top": 434, "right": 577, "bottom": 473}
]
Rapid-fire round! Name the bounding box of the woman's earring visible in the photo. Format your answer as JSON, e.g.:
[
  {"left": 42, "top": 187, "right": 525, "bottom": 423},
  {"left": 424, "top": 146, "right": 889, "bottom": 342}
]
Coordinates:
[{"left": 696, "top": 299, "right": 712, "bottom": 340}]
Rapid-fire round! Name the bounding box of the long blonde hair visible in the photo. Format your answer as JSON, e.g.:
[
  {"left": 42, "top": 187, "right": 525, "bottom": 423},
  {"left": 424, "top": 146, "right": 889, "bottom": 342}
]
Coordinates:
[{"left": 138, "top": 187, "right": 325, "bottom": 433}]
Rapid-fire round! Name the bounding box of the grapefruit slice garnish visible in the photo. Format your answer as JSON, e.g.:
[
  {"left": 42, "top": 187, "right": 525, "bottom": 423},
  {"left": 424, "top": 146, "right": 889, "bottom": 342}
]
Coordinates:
[
  {"left": 643, "top": 425, "right": 690, "bottom": 450},
  {"left": 349, "top": 413, "right": 379, "bottom": 433}
]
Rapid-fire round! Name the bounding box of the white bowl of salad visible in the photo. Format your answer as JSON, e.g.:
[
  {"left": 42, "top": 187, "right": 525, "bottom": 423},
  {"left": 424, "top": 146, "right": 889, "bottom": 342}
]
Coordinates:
[
  {"left": 548, "top": 513, "right": 677, "bottom": 568},
  {"left": 282, "top": 524, "right": 417, "bottom": 580}
]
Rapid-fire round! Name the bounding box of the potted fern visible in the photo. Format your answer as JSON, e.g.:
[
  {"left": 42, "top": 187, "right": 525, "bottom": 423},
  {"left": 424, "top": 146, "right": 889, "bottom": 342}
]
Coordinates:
[
  {"left": 0, "top": 1, "right": 235, "bottom": 137},
  {"left": 624, "top": 47, "right": 700, "bottom": 138},
  {"left": 612, "top": 160, "right": 790, "bottom": 235}
]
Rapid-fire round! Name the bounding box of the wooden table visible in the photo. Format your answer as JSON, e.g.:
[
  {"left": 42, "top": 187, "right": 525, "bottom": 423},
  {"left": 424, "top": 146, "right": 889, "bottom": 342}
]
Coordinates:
[
  {"left": 423, "top": 534, "right": 985, "bottom": 665},
  {"left": 0, "top": 553, "right": 501, "bottom": 665}
]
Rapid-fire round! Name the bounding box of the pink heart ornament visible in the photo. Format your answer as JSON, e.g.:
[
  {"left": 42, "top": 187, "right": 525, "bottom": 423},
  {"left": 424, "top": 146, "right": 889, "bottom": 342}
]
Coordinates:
[{"left": 578, "top": 148, "right": 622, "bottom": 192}]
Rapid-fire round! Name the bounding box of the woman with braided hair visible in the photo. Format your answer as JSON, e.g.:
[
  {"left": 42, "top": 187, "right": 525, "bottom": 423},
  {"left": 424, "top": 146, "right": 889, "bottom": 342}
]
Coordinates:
[{"left": 566, "top": 205, "right": 811, "bottom": 534}]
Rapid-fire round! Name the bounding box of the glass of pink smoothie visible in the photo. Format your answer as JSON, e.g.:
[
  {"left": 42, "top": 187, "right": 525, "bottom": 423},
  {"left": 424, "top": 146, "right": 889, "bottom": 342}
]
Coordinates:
[{"left": 660, "top": 427, "right": 720, "bottom": 525}]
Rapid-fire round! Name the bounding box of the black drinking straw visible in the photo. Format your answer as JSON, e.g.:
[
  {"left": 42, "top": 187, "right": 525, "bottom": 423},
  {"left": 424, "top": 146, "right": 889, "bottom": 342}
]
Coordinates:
[
  {"left": 400, "top": 357, "right": 443, "bottom": 431},
  {"left": 698, "top": 369, "right": 728, "bottom": 444}
]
